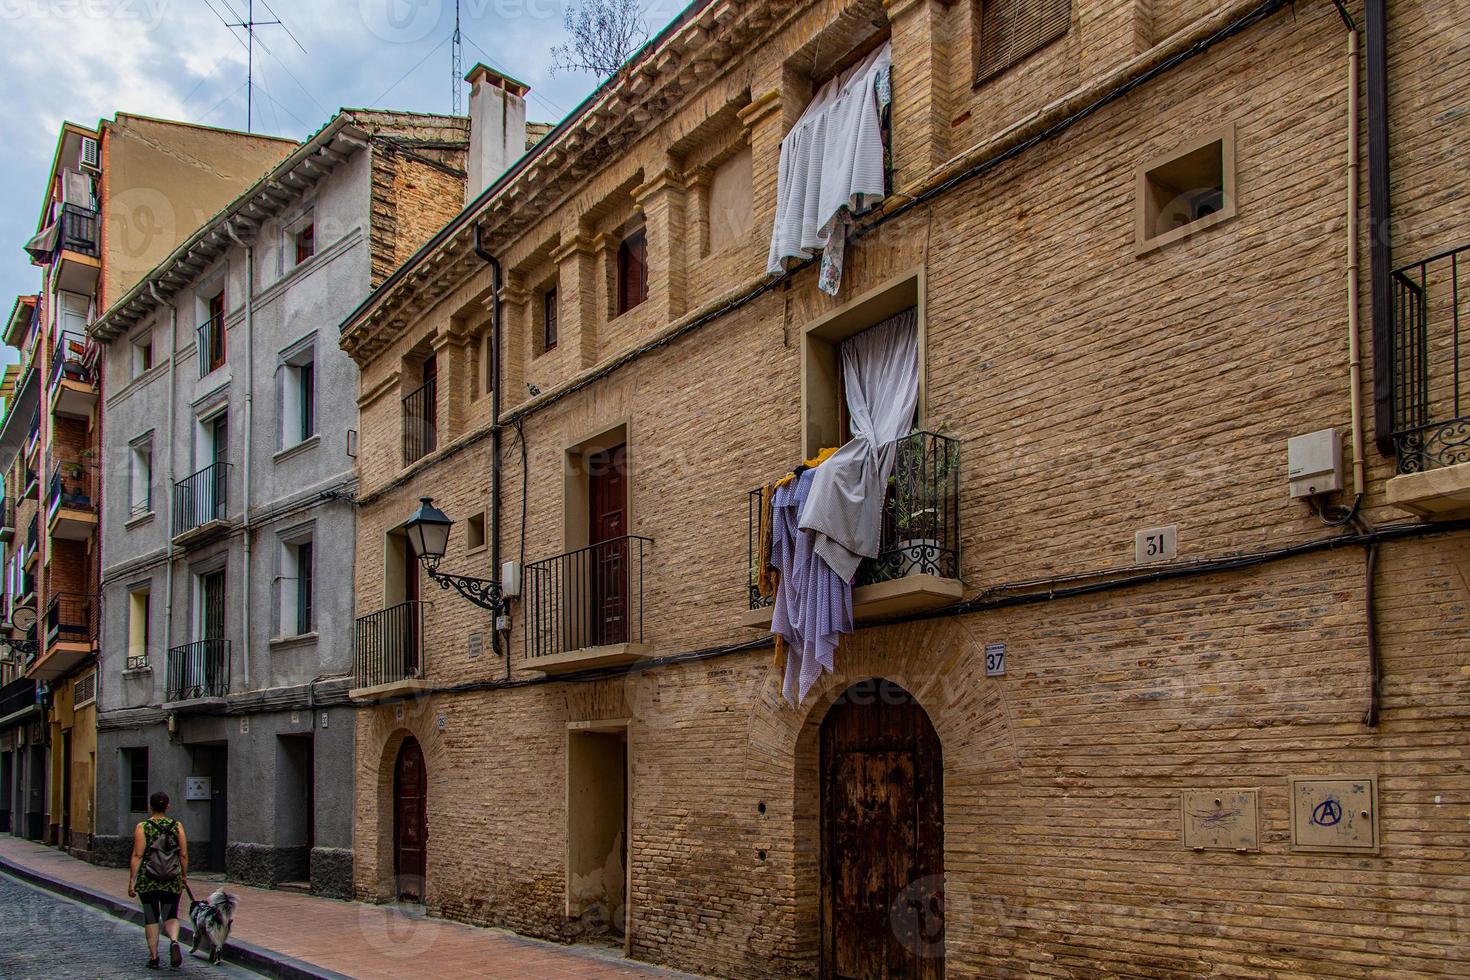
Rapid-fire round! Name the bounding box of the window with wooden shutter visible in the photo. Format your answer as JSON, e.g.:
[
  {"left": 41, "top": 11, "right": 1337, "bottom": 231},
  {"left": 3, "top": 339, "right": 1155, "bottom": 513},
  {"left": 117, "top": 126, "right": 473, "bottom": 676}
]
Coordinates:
[
  {"left": 616, "top": 230, "right": 647, "bottom": 315},
  {"left": 543, "top": 287, "right": 558, "bottom": 351},
  {"left": 973, "top": 0, "right": 1071, "bottom": 84}
]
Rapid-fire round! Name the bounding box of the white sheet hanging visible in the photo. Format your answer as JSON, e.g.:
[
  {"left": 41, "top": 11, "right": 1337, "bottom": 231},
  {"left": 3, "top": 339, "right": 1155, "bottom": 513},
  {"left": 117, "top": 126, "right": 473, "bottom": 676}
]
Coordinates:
[
  {"left": 766, "top": 41, "right": 892, "bottom": 279},
  {"left": 800, "top": 307, "right": 920, "bottom": 581}
]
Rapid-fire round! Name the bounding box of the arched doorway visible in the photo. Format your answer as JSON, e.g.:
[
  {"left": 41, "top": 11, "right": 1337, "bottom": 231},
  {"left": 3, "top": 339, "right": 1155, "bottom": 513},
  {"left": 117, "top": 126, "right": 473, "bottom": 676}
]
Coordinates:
[
  {"left": 392, "top": 736, "right": 427, "bottom": 902},
  {"left": 820, "top": 679, "right": 944, "bottom": 978}
]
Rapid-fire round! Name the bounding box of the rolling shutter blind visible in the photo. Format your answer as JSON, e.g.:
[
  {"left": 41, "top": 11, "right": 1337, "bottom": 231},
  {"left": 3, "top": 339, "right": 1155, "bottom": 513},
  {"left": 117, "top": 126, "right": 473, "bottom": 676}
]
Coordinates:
[{"left": 975, "top": 0, "right": 1071, "bottom": 83}]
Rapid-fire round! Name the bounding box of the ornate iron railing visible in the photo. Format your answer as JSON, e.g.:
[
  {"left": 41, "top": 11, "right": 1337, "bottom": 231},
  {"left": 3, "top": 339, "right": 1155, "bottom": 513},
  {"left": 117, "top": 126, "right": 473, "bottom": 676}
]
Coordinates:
[
  {"left": 45, "top": 592, "right": 97, "bottom": 649},
  {"left": 47, "top": 460, "right": 98, "bottom": 515},
  {"left": 48, "top": 329, "right": 96, "bottom": 391},
  {"left": 197, "top": 314, "right": 226, "bottom": 376},
  {"left": 401, "top": 377, "right": 438, "bottom": 464},
  {"left": 173, "top": 462, "right": 230, "bottom": 536},
  {"left": 525, "top": 535, "right": 650, "bottom": 659},
  {"left": 58, "top": 204, "right": 99, "bottom": 257},
  {"left": 747, "top": 430, "right": 960, "bottom": 609},
  {"left": 353, "top": 600, "right": 430, "bottom": 689},
  {"left": 1392, "top": 244, "right": 1470, "bottom": 472},
  {"left": 166, "top": 639, "right": 229, "bottom": 701}
]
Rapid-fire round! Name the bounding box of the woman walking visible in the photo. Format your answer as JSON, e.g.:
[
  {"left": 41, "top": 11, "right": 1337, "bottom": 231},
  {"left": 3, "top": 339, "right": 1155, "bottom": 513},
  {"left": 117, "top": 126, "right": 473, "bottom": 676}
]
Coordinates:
[{"left": 127, "top": 791, "right": 190, "bottom": 969}]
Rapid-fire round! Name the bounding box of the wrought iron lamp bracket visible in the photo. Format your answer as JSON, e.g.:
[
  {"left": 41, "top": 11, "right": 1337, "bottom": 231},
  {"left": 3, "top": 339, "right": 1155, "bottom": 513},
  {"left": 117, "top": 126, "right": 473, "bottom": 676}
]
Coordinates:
[{"left": 426, "top": 565, "right": 503, "bottom": 612}]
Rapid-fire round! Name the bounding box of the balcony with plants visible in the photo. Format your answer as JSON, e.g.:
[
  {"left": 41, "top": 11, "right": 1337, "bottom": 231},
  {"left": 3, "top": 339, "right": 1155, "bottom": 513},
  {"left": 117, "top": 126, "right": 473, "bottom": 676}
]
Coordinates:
[
  {"left": 46, "top": 459, "right": 98, "bottom": 541},
  {"left": 48, "top": 329, "right": 98, "bottom": 422}
]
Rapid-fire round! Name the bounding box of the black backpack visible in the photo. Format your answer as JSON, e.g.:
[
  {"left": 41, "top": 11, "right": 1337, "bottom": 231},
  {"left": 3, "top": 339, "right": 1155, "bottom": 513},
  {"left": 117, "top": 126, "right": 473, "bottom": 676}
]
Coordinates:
[{"left": 140, "top": 819, "right": 181, "bottom": 882}]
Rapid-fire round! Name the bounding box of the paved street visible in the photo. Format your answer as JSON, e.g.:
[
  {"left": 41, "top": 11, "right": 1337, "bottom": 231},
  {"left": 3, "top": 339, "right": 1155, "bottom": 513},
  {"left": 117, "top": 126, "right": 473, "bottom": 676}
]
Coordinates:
[{"left": 0, "top": 873, "right": 259, "bottom": 979}]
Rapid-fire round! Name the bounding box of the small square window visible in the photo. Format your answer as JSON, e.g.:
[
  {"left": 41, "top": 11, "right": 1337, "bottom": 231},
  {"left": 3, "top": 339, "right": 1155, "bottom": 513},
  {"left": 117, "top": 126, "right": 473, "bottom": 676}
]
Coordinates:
[
  {"left": 1135, "top": 125, "right": 1236, "bottom": 256},
  {"left": 466, "top": 511, "right": 486, "bottom": 551},
  {"left": 974, "top": 0, "right": 1071, "bottom": 84},
  {"left": 295, "top": 224, "right": 315, "bottom": 265},
  {"left": 130, "top": 330, "right": 153, "bottom": 378},
  {"left": 284, "top": 211, "right": 315, "bottom": 274}
]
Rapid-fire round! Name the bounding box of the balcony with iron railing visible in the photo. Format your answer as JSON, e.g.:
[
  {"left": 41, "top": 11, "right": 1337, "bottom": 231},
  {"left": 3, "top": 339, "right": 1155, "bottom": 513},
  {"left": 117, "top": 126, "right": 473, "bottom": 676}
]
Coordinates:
[
  {"left": 165, "top": 638, "right": 229, "bottom": 703},
  {"left": 173, "top": 462, "right": 231, "bottom": 543},
  {"left": 48, "top": 329, "right": 98, "bottom": 420},
  {"left": 744, "top": 430, "right": 962, "bottom": 628},
  {"left": 401, "top": 377, "right": 438, "bottom": 465},
  {"left": 23, "top": 515, "right": 38, "bottom": 567},
  {"left": 197, "top": 314, "right": 226, "bottom": 376},
  {"left": 1387, "top": 243, "right": 1470, "bottom": 517},
  {"left": 47, "top": 460, "right": 98, "bottom": 541},
  {"left": 523, "top": 535, "right": 653, "bottom": 674},
  {"left": 54, "top": 204, "right": 101, "bottom": 293},
  {"left": 26, "top": 591, "right": 97, "bottom": 681},
  {"left": 350, "top": 600, "right": 432, "bottom": 699},
  {"left": 0, "top": 498, "right": 12, "bottom": 542}
]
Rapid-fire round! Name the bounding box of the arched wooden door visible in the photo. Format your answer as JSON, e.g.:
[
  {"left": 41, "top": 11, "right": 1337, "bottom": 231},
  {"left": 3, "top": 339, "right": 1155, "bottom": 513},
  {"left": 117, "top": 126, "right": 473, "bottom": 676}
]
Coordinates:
[
  {"left": 821, "top": 680, "right": 944, "bottom": 979},
  {"left": 393, "top": 737, "right": 428, "bottom": 901}
]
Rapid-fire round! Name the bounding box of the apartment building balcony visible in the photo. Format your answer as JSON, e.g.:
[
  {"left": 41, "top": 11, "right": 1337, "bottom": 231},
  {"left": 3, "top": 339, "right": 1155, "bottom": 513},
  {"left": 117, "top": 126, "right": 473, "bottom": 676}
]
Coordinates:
[
  {"left": 0, "top": 498, "right": 13, "bottom": 543},
  {"left": 165, "top": 638, "right": 229, "bottom": 706},
  {"left": 172, "top": 462, "right": 231, "bottom": 545},
  {"left": 26, "top": 592, "right": 97, "bottom": 681},
  {"left": 53, "top": 205, "right": 101, "bottom": 294},
  {"left": 46, "top": 460, "right": 98, "bottom": 541},
  {"left": 23, "top": 408, "right": 39, "bottom": 464},
  {"left": 743, "top": 431, "right": 963, "bottom": 629},
  {"left": 401, "top": 377, "right": 438, "bottom": 465},
  {"left": 349, "top": 600, "right": 431, "bottom": 701},
  {"left": 48, "top": 330, "right": 98, "bottom": 422},
  {"left": 22, "top": 515, "right": 38, "bottom": 570},
  {"left": 523, "top": 535, "right": 653, "bottom": 675}
]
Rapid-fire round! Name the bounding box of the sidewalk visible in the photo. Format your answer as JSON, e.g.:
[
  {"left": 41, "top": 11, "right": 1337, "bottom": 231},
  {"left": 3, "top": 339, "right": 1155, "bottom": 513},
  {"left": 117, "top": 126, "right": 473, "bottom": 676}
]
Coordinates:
[{"left": 0, "top": 837, "right": 697, "bottom": 979}]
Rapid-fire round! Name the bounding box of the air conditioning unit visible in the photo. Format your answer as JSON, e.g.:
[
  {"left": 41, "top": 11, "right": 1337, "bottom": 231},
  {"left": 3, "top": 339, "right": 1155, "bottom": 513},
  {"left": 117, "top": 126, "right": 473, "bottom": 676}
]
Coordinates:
[{"left": 79, "top": 136, "right": 100, "bottom": 171}]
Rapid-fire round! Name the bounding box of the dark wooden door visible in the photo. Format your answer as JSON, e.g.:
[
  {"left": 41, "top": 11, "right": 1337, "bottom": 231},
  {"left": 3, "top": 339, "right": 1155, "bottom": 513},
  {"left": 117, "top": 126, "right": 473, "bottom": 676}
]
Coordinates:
[
  {"left": 393, "top": 737, "right": 428, "bottom": 901},
  {"left": 60, "top": 732, "right": 71, "bottom": 846},
  {"left": 588, "top": 444, "right": 628, "bottom": 647},
  {"left": 207, "top": 745, "right": 228, "bottom": 872},
  {"left": 821, "top": 680, "right": 944, "bottom": 979},
  {"left": 401, "top": 537, "right": 421, "bottom": 677}
]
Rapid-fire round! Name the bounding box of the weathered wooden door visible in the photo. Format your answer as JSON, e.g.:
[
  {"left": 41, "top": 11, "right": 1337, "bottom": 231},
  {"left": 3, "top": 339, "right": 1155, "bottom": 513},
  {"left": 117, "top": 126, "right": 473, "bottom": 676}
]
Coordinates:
[
  {"left": 393, "top": 736, "right": 428, "bottom": 901},
  {"left": 821, "top": 680, "right": 944, "bottom": 979},
  {"left": 588, "top": 444, "right": 628, "bottom": 647}
]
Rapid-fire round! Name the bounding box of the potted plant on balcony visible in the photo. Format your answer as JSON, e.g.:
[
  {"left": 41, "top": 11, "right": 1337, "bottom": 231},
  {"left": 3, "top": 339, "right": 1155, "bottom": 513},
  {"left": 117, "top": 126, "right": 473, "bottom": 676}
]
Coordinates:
[{"left": 887, "top": 427, "right": 958, "bottom": 578}]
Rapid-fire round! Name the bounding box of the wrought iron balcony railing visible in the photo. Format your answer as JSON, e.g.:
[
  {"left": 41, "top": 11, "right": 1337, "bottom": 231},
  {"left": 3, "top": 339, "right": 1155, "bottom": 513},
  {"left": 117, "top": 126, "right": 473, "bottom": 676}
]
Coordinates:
[
  {"left": 747, "top": 430, "right": 960, "bottom": 610},
  {"left": 58, "top": 204, "right": 99, "bottom": 257},
  {"left": 524, "top": 535, "right": 650, "bottom": 659},
  {"left": 353, "top": 600, "right": 431, "bottom": 690},
  {"left": 45, "top": 592, "right": 97, "bottom": 649},
  {"left": 48, "top": 329, "right": 96, "bottom": 391},
  {"left": 197, "top": 314, "right": 226, "bottom": 376},
  {"left": 0, "top": 498, "right": 12, "bottom": 540},
  {"left": 166, "top": 639, "right": 229, "bottom": 701},
  {"left": 173, "top": 462, "right": 230, "bottom": 536},
  {"left": 48, "top": 460, "right": 98, "bottom": 515},
  {"left": 1392, "top": 243, "right": 1470, "bottom": 473},
  {"left": 401, "top": 377, "right": 438, "bottom": 465},
  {"left": 24, "top": 515, "right": 37, "bottom": 558}
]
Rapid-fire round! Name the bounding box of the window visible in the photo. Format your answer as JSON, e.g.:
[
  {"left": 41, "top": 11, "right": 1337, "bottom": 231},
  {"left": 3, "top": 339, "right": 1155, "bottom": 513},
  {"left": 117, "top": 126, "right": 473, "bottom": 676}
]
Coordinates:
[
  {"left": 201, "top": 291, "right": 226, "bottom": 375},
  {"left": 543, "top": 287, "right": 559, "bottom": 352},
  {"left": 466, "top": 511, "right": 486, "bottom": 552},
  {"left": 128, "top": 438, "right": 152, "bottom": 518},
  {"left": 278, "top": 343, "right": 317, "bottom": 450},
  {"left": 403, "top": 355, "right": 437, "bottom": 464},
  {"left": 1134, "top": 125, "right": 1237, "bottom": 256},
  {"left": 278, "top": 532, "right": 315, "bottom": 637},
  {"left": 127, "top": 588, "right": 151, "bottom": 668},
  {"left": 295, "top": 224, "right": 315, "bottom": 265},
  {"left": 125, "top": 748, "right": 149, "bottom": 813},
  {"left": 130, "top": 329, "right": 153, "bottom": 378},
  {"left": 616, "top": 229, "right": 647, "bottom": 315},
  {"left": 73, "top": 671, "right": 95, "bottom": 708},
  {"left": 973, "top": 0, "right": 1071, "bottom": 83}
]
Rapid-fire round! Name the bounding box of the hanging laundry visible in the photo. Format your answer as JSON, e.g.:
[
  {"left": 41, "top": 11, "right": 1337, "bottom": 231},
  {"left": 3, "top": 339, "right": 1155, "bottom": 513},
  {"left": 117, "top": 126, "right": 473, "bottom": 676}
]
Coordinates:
[
  {"left": 767, "top": 41, "right": 893, "bottom": 296},
  {"left": 770, "top": 467, "right": 852, "bottom": 704}
]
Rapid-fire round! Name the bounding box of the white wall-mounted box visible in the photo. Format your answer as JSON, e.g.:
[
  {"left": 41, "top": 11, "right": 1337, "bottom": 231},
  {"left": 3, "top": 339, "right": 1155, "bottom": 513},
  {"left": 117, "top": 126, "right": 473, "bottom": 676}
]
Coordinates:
[{"left": 1287, "top": 428, "right": 1342, "bottom": 499}]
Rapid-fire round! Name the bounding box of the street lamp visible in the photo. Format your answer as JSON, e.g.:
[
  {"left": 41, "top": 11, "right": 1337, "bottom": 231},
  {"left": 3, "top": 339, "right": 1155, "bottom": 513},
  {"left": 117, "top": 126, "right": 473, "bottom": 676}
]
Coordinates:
[
  {"left": 405, "top": 497, "right": 503, "bottom": 612},
  {"left": 0, "top": 605, "right": 39, "bottom": 663}
]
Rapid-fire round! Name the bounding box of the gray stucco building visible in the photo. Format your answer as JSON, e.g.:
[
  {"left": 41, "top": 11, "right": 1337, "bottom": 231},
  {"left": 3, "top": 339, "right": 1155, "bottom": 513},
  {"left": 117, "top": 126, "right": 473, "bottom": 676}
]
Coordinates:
[{"left": 86, "top": 110, "right": 468, "bottom": 895}]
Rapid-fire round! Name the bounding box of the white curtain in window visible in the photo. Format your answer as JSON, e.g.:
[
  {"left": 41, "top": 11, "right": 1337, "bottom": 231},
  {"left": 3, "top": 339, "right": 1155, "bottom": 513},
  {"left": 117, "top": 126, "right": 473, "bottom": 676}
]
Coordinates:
[
  {"left": 800, "top": 307, "right": 919, "bottom": 580},
  {"left": 766, "top": 41, "right": 892, "bottom": 278}
]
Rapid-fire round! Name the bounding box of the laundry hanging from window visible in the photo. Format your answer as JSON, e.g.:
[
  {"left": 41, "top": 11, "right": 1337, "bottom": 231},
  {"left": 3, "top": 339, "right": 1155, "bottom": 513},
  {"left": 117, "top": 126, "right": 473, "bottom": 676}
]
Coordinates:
[{"left": 767, "top": 41, "right": 892, "bottom": 296}]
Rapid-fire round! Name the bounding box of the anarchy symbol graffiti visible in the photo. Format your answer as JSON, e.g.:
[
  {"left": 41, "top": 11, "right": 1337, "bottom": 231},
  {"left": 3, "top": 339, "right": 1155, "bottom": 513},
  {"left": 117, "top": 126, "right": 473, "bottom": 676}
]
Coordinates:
[{"left": 1311, "top": 797, "right": 1343, "bottom": 827}]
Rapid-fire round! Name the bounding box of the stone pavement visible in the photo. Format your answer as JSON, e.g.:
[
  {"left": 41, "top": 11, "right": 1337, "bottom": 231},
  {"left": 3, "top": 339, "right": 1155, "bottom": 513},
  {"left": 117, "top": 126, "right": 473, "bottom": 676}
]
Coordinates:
[
  {"left": 0, "top": 872, "right": 259, "bottom": 978},
  {"left": 0, "top": 837, "right": 699, "bottom": 979}
]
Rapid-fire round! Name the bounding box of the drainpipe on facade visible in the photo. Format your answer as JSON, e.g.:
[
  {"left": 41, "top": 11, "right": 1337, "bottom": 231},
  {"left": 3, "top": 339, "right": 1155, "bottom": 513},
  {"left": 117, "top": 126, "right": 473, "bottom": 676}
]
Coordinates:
[
  {"left": 1365, "top": 0, "right": 1392, "bottom": 456},
  {"left": 151, "top": 284, "right": 177, "bottom": 699},
  {"left": 472, "top": 224, "right": 506, "bottom": 675},
  {"left": 230, "top": 230, "right": 255, "bottom": 692}
]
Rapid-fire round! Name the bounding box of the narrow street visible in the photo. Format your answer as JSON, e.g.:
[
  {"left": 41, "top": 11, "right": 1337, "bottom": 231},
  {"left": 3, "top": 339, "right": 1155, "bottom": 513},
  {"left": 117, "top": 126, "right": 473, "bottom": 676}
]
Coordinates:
[{"left": 0, "top": 873, "right": 259, "bottom": 978}]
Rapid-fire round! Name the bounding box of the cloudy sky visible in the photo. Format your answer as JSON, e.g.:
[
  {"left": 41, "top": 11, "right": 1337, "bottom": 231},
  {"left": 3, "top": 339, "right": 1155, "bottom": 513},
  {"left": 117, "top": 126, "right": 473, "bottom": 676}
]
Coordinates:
[{"left": 0, "top": 0, "right": 683, "bottom": 346}]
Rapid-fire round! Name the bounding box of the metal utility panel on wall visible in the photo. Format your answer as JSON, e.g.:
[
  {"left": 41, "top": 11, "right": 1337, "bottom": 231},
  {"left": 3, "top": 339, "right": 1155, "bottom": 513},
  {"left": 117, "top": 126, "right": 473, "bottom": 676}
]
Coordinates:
[{"left": 1287, "top": 428, "right": 1343, "bottom": 498}]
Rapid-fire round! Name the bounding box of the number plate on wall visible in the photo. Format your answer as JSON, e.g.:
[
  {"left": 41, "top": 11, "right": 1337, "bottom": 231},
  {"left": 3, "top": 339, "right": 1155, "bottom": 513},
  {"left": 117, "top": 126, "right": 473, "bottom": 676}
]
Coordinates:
[{"left": 1135, "top": 525, "right": 1178, "bottom": 564}]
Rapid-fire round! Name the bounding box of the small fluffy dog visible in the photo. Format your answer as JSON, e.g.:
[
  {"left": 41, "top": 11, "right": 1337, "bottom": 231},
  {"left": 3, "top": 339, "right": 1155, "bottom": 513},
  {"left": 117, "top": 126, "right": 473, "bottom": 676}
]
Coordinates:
[{"left": 188, "top": 889, "right": 237, "bottom": 965}]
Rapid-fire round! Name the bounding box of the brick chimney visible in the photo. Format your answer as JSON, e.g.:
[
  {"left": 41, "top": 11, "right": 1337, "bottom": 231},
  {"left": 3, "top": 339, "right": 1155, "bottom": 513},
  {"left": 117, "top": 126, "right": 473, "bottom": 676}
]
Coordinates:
[{"left": 465, "top": 64, "right": 530, "bottom": 204}]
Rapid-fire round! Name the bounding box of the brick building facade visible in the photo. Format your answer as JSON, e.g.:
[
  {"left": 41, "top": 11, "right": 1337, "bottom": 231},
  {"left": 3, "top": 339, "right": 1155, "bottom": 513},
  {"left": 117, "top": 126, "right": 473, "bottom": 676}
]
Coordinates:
[{"left": 340, "top": 0, "right": 1470, "bottom": 975}]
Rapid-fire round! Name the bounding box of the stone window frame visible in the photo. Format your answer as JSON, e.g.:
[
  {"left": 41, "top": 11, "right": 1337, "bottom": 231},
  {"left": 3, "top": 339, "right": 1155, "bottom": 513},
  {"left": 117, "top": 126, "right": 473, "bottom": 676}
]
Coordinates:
[
  {"left": 971, "top": 0, "right": 1072, "bottom": 86},
  {"left": 1134, "top": 123, "right": 1238, "bottom": 257}
]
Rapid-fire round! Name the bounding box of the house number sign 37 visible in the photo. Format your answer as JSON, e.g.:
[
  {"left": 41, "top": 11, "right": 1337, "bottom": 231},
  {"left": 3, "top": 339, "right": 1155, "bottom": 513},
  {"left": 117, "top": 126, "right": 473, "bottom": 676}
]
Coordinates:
[{"left": 985, "top": 643, "right": 1006, "bottom": 677}]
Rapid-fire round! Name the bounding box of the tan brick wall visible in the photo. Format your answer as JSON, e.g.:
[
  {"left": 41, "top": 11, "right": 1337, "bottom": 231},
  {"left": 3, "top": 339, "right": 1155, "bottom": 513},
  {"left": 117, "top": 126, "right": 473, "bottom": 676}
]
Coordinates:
[{"left": 346, "top": 0, "right": 1470, "bottom": 975}]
